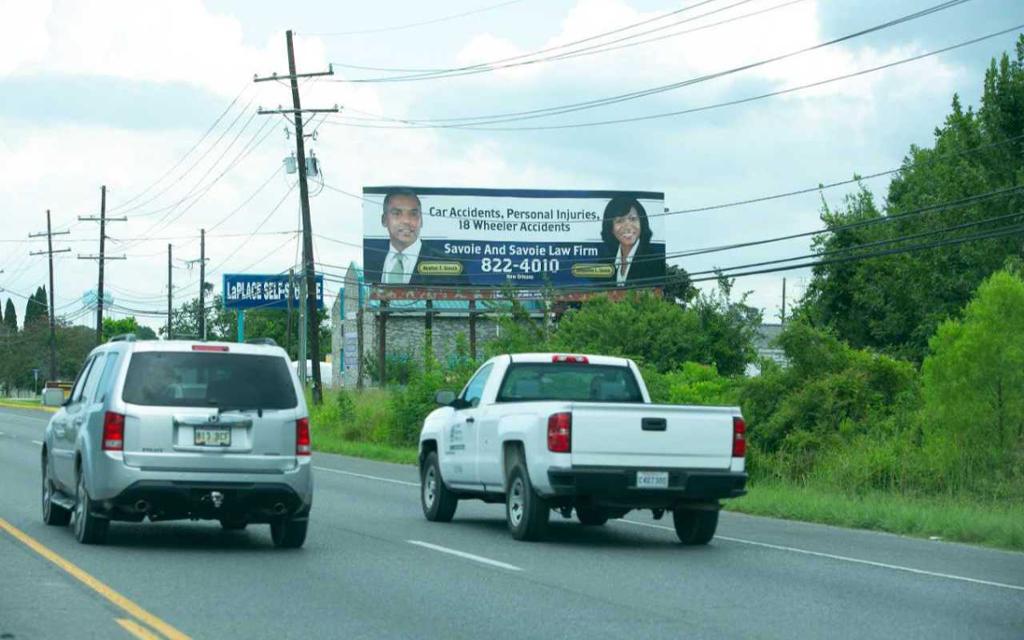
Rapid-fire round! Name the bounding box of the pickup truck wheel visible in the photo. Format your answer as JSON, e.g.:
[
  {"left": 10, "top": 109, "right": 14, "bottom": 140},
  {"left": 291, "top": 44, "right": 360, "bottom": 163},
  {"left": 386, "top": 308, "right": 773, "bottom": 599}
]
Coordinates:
[
  {"left": 673, "top": 507, "right": 719, "bottom": 545},
  {"left": 72, "top": 470, "right": 109, "bottom": 545},
  {"left": 576, "top": 507, "right": 609, "bottom": 526},
  {"left": 506, "top": 465, "right": 549, "bottom": 541},
  {"left": 421, "top": 452, "right": 458, "bottom": 522},
  {"left": 42, "top": 453, "right": 71, "bottom": 526},
  {"left": 270, "top": 518, "right": 308, "bottom": 549}
]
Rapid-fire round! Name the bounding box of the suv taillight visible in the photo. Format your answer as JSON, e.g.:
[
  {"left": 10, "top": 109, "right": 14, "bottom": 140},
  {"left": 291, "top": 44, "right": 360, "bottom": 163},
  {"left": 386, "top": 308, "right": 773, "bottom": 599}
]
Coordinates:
[
  {"left": 732, "top": 416, "right": 746, "bottom": 458},
  {"left": 296, "top": 417, "right": 311, "bottom": 456},
  {"left": 547, "top": 412, "right": 572, "bottom": 453},
  {"left": 102, "top": 412, "right": 125, "bottom": 451}
]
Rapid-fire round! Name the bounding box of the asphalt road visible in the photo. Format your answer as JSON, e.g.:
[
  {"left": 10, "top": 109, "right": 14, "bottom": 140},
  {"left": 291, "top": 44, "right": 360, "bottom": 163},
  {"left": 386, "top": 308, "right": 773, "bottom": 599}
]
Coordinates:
[{"left": 1, "top": 406, "right": 1022, "bottom": 640}]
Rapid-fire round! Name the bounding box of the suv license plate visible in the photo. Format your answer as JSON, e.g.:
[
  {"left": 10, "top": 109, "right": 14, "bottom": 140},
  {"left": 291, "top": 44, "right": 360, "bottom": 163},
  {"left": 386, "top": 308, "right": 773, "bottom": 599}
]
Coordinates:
[
  {"left": 636, "top": 471, "right": 669, "bottom": 489},
  {"left": 195, "top": 428, "right": 231, "bottom": 447}
]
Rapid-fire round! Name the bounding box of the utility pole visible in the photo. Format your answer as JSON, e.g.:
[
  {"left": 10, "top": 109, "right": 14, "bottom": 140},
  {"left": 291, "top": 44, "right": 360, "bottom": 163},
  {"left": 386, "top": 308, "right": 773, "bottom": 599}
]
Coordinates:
[
  {"left": 254, "top": 31, "right": 338, "bottom": 405},
  {"left": 781, "top": 277, "right": 787, "bottom": 325},
  {"left": 78, "top": 186, "right": 126, "bottom": 344},
  {"left": 186, "top": 229, "right": 208, "bottom": 340},
  {"left": 29, "top": 210, "right": 71, "bottom": 381},
  {"left": 298, "top": 272, "right": 307, "bottom": 386},
  {"left": 199, "top": 229, "right": 206, "bottom": 339},
  {"left": 286, "top": 268, "right": 294, "bottom": 357},
  {"left": 167, "top": 244, "right": 173, "bottom": 339}
]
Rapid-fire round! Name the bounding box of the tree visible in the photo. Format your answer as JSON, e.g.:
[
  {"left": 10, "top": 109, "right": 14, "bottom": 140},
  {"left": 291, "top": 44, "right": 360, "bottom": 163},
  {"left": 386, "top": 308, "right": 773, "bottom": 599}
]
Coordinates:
[
  {"left": 662, "top": 264, "right": 697, "bottom": 304},
  {"left": 553, "top": 285, "right": 760, "bottom": 375},
  {"left": 2, "top": 299, "right": 16, "bottom": 333},
  {"left": 800, "top": 36, "right": 1024, "bottom": 362},
  {"left": 102, "top": 317, "right": 157, "bottom": 342},
  {"left": 919, "top": 269, "right": 1024, "bottom": 492}
]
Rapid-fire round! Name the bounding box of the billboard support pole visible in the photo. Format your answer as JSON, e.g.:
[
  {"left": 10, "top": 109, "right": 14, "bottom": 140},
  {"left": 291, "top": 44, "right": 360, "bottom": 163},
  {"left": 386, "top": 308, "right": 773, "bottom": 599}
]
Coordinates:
[
  {"left": 237, "top": 310, "right": 245, "bottom": 343},
  {"left": 378, "top": 299, "right": 387, "bottom": 386},
  {"left": 424, "top": 299, "right": 433, "bottom": 365},
  {"left": 468, "top": 299, "right": 477, "bottom": 361},
  {"left": 356, "top": 308, "right": 365, "bottom": 390}
]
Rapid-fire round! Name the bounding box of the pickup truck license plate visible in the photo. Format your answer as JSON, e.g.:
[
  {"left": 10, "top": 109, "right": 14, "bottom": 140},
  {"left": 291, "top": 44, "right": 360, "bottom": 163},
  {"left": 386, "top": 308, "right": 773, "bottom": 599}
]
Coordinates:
[
  {"left": 636, "top": 471, "right": 669, "bottom": 489},
  {"left": 195, "top": 428, "right": 231, "bottom": 447}
]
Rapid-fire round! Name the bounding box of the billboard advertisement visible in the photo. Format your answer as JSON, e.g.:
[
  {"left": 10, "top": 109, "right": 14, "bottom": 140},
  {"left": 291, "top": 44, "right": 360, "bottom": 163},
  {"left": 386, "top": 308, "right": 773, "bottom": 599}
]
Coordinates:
[
  {"left": 222, "top": 273, "right": 324, "bottom": 310},
  {"left": 362, "top": 187, "right": 665, "bottom": 291}
]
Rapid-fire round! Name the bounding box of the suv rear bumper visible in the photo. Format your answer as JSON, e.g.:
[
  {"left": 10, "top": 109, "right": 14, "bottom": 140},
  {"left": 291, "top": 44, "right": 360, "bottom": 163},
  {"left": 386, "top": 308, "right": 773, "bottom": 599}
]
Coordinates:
[
  {"left": 546, "top": 466, "right": 747, "bottom": 508},
  {"left": 99, "top": 480, "right": 310, "bottom": 523}
]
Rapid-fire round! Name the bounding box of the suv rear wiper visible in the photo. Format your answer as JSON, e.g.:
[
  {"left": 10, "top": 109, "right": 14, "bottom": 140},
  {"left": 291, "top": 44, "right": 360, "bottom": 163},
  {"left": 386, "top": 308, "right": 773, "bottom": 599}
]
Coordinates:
[{"left": 215, "top": 405, "right": 265, "bottom": 418}]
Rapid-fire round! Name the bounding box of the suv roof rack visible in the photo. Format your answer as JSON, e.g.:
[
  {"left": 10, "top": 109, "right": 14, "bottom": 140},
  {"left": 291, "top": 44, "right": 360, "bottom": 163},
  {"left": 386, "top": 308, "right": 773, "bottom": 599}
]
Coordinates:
[
  {"left": 245, "top": 337, "right": 278, "bottom": 346},
  {"left": 108, "top": 334, "right": 138, "bottom": 343}
]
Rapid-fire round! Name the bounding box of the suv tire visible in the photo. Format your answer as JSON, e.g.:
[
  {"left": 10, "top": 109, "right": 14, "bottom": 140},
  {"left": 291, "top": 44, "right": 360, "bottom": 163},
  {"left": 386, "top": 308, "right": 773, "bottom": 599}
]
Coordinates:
[
  {"left": 506, "top": 463, "right": 549, "bottom": 541},
  {"left": 73, "top": 469, "right": 109, "bottom": 545},
  {"left": 421, "top": 452, "right": 458, "bottom": 522},
  {"left": 270, "top": 518, "right": 308, "bottom": 549},
  {"left": 672, "top": 506, "right": 719, "bottom": 545},
  {"left": 41, "top": 452, "right": 71, "bottom": 526}
]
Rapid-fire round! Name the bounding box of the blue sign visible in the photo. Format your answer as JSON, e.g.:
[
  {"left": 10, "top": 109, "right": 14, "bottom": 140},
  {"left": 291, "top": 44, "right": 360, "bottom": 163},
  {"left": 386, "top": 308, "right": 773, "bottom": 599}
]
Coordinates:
[{"left": 222, "top": 274, "right": 324, "bottom": 310}]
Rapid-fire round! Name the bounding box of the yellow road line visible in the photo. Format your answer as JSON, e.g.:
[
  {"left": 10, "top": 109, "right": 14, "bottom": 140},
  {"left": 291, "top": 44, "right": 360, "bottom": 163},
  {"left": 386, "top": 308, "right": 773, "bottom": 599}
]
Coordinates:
[
  {"left": 117, "top": 618, "right": 163, "bottom": 640},
  {"left": 0, "top": 517, "right": 190, "bottom": 640}
]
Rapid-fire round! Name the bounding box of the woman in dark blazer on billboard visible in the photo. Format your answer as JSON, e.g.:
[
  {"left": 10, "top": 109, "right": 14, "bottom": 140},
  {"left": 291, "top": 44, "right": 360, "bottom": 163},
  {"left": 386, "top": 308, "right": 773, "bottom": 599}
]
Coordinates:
[{"left": 601, "top": 196, "right": 663, "bottom": 286}]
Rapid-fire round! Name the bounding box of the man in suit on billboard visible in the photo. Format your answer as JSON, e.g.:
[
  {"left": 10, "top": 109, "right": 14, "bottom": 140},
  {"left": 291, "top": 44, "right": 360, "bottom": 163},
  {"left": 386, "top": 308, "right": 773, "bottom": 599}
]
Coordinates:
[{"left": 365, "top": 188, "right": 452, "bottom": 286}]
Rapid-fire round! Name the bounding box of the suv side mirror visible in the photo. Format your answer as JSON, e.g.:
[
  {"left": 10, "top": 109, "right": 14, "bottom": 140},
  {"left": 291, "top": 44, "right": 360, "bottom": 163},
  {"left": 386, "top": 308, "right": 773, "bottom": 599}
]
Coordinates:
[{"left": 435, "top": 390, "right": 456, "bottom": 406}]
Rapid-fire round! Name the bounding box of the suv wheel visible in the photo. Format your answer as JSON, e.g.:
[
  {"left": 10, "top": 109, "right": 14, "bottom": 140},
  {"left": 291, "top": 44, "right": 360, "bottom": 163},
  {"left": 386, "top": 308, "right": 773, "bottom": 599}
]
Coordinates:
[
  {"left": 672, "top": 506, "right": 719, "bottom": 545},
  {"left": 270, "top": 518, "right": 308, "bottom": 549},
  {"left": 421, "top": 452, "right": 458, "bottom": 522},
  {"left": 41, "top": 453, "right": 71, "bottom": 526},
  {"left": 506, "top": 463, "right": 549, "bottom": 541},
  {"left": 73, "top": 470, "right": 109, "bottom": 545}
]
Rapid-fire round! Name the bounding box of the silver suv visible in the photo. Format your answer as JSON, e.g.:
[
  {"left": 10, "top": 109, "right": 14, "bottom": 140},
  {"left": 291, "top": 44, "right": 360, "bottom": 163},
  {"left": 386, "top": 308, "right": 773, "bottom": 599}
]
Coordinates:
[{"left": 41, "top": 337, "right": 313, "bottom": 548}]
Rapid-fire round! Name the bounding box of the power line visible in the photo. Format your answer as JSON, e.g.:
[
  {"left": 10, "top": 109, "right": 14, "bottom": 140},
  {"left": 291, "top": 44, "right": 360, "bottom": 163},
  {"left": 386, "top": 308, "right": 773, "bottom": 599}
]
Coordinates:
[
  {"left": 110, "top": 91, "right": 259, "bottom": 217},
  {"left": 333, "top": 0, "right": 772, "bottom": 81},
  {"left": 301, "top": 0, "right": 525, "bottom": 37},
  {"left": 107, "top": 83, "right": 252, "bottom": 214},
  {"left": 323, "top": 0, "right": 972, "bottom": 126}
]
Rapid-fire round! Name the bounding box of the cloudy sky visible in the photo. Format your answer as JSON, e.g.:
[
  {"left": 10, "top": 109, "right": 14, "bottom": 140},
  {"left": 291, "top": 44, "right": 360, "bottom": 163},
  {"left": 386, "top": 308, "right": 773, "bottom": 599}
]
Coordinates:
[{"left": 1, "top": 0, "right": 1021, "bottom": 330}]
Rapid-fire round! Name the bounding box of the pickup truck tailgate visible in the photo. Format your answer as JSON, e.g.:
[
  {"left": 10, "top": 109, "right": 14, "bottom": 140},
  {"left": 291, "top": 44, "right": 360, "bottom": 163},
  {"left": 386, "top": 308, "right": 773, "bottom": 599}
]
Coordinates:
[{"left": 569, "top": 404, "right": 735, "bottom": 469}]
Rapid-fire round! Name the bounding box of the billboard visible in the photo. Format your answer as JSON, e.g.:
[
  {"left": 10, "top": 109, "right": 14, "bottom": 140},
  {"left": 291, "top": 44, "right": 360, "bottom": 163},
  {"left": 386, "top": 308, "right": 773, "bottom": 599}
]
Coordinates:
[
  {"left": 362, "top": 187, "right": 665, "bottom": 291},
  {"left": 223, "top": 273, "right": 324, "bottom": 310}
]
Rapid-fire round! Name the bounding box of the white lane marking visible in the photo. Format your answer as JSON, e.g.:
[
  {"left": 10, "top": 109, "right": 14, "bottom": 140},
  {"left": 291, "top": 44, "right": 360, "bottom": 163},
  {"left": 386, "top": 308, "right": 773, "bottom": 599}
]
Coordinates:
[
  {"left": 407, "top": 540, "right": 522, "bottom": 572},
  {"left": 313, "top": 466, "right": 419, "bottom": 487},
  {"left": 32, "top": 440, "right": 43, "bottom": 446},
  {"left": 616, "top": 519, "right": 1024, "bottom": 592}
]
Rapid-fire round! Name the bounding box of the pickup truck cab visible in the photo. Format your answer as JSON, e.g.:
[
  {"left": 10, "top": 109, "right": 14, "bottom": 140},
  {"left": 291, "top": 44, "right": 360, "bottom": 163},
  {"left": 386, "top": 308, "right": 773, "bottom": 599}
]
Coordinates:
[{"left": 418, "top": 353, "right": 747, "bottom": 543}]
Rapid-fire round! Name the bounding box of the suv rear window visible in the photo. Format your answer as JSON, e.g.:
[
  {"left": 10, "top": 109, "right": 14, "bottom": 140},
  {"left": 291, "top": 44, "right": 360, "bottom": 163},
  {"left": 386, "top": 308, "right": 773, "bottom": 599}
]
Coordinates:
[
  {"left": 496, "top": 363, "right": 643, "bottom": 403},
  {"left": 122, "top": 352, "right": 298, "bottom": 409}
]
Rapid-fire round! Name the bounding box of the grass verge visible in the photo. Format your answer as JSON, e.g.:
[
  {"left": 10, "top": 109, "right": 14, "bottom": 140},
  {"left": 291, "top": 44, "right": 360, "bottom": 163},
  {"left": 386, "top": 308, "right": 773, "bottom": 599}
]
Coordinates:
[
  {"left": 0, "top": 399, "right": 55, "bottom": 413},
  {"left": 314, "top": 437, "right": 418, "bottom": 465},
  {"left": 727, "top": 481, "right": 1024, "bottom": 551}
]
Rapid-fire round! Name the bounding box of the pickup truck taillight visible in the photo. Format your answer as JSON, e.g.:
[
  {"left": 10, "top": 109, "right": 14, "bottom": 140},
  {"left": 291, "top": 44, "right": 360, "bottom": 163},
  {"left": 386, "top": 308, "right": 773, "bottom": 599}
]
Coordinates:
[
  {"left": 732, "top": 416, "right": 746, "bottom": 458},
  {"left": 102, "top": 412, "right": 125, "bottom": 451},
  {"left": 296, "top": 417, "right": 311, "bottom": 456},
  {"left": 547, "top": 412, "right": 572, "bottom": 453}
]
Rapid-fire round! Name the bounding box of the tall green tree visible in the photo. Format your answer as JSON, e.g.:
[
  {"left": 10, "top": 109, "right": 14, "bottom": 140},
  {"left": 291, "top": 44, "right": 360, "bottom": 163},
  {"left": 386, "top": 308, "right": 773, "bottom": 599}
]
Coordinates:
[
  {"left": 919, "top": 269, "right": 1024, "bottom": 492},
  {"left": 801, "top": 36, "right": 1024, "bottom": 361},
  {"left": 2, "top": 299, "right": 16, "bottom": 333}
]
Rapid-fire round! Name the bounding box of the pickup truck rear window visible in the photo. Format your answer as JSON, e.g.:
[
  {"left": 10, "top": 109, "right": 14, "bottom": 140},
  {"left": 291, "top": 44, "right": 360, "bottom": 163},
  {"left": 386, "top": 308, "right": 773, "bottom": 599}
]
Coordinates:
[
  {"left": 496, "top": 363, "right": 643, "bottom": 403},
  {"left": 122, "top": 352, "right": 298, "bottom": 409}
]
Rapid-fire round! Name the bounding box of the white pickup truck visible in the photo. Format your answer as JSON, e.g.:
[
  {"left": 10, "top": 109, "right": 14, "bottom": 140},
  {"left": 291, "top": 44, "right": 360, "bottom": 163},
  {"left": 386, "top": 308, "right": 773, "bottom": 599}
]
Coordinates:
[{"left": 418, "top": 353, "right": 747, "bottom": 544}]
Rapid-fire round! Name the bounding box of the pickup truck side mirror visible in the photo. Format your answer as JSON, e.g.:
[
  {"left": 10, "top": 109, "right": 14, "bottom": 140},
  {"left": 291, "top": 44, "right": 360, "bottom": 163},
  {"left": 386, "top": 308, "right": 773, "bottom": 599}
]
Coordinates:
[
  {"left": 435, "top": 390, "right": 456, "bottom": 406},
  {"left": 41, "top": 389, "right": 66, "bottom": 408}
]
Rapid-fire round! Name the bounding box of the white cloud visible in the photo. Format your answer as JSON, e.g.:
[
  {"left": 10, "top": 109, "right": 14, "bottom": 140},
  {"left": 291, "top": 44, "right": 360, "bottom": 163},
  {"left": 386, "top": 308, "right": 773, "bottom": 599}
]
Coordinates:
[{"left": 1, "top": 0, "right": 328, "bottom": 98}]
